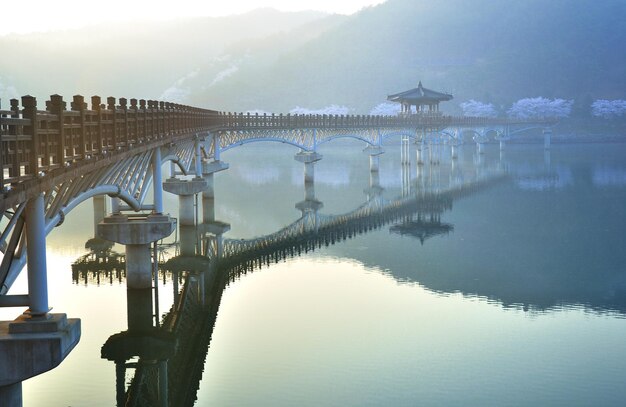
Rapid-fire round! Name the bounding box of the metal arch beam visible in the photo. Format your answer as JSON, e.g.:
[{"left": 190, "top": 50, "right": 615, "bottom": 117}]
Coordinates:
[
  {"left": 162, "top": 154, "right": 189, "bottom": 176},
  {"left": 45, "top": 185, "right": 141, "bottom": 234},
  {"left": 508, "top": 126, "right": 548, "bottom": 137},
  {"left": 220, "top": 137, "right": 311, "bottom": 153},
  {"left": 316, "top": 134, "right": 377, "bottom": 147},
  {"left": 381, "top": 131, "right": 418, "bottom": 142}
]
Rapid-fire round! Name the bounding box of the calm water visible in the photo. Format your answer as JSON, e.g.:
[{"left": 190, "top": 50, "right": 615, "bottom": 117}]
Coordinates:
[{"left": 2, "top": 141, "right": 626, "bottom": 406}]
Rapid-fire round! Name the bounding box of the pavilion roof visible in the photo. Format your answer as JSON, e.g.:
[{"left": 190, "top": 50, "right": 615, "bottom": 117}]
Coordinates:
[{"left": 387, "top": 81, "right": 453, "bottom": 104}]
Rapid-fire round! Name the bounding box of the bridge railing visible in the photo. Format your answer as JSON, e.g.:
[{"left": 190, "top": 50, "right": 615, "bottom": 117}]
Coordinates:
[
  {"left": 0, "top": 95, "right": 220, "bottom": 189},
  {"left": 215, "top": 111, "right": 555, "bottom": 131}
]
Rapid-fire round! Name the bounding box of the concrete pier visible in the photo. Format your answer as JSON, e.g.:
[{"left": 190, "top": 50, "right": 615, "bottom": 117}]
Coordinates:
[
  {"left": 0, "top": 314, "right": 81, "bottom": 406},
  {"left": 363, "top": 145, "right": 384, "bottom": 172},
  {"left": 97, "top": 214, "right": 176, "bottom": 289},
  {"left": 294, "top": 151, "right": 322, "bottom": 184},
  {"left": 163, "top": 177, "right": 208, "bottom": 226},
  {"left": 101, "top": 288, "right": 175, "bottom": 407}
]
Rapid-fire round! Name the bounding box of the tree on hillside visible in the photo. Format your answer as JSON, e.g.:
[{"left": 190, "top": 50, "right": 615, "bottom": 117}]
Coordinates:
[
  {"left": 591, "top": 100, "right": 626, "bottom": 119},
  {"left": 459, "top": 100, "right": 498, "bottom": 118},
  {"left": 507, "top": 98, "right": 573, "bottom": 119},
  {"left": 370, "top": 102, "right": 401, "bottom": 116}
]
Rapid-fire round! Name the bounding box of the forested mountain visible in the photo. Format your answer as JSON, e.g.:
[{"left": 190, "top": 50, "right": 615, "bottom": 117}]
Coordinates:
[
  {"left": 187, "top": 0, "right": 626, "bottom": 114},
  {"left": 2, "top": 0, "right": 625, "bottom": 116}
]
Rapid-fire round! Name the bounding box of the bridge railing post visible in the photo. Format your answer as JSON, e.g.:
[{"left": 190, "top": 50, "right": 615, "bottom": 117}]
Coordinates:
[
  {"left": 71, "top": 95, "right": 88, "bottom": 159},
  {"left": 91, "top": 96, "right": 104, "bottom": 155},
  {"left": 119, "top": 98, "right": 128, "bottom": 147},
  {"left": 21, "top": 96, "right": 39, "bottom": 178},
  {"left": 48, "top": 95, "right": 66, "bottom": 166}
]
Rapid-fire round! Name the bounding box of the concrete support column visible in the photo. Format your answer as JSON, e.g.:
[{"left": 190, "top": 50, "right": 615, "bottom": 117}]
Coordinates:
[
  {"left": 125, "top": 244, "right": 153, "bottom": 290},
  {"left": 499, "top": 140, "right": 506, "bottom": 151},
  {"left": 369, "top": 154, "right": 380, "bottom": 172},
  {"left": 294, "top": 152, "right": 322, "bottom": 184},
  {"left": 543, "top": 128, "right": 552, "bottom": 150},
  {"left": 97, "top": 215, "right": 175, "bottom": 290},
  {"left": 179, "top": 225, "right": 196, "bottom": 257},
  {"left": 126, "top": 288, "right": 153, "bottom": 331},
  {"left": 194, "top": 137, "right": 203, "bottom": 177},
  {"left": 477, "top": 142, "right": 484, "bottom": 155},
  {"left": 178, "top": 195, "right": 195, "bottom": 226},
  {"left": 450, "top": 144, "right": 458, "bottom": 160},
  {"left": 152, "top": 147, "right": 164, "bottom": 215},
  {"left": 304, "top": 162, "right": 315, "bottom": 184},
  {"left": 25, "top": 194, "right": 49, "bottom": 316},
  {"left": 93, "top": 196, "right": 106, "bottom": 231},
  {"left": 213, "top": 133, "right": 221, "bottom": 161},
  {"left": 304, "top": 180, "right": 316, "bottom": 202},
  {"left": 111, "top": 197, "right": 120, "bottom": 215},
  {"left": 203, "top": 174, "right": 215, "bottom": 223}
]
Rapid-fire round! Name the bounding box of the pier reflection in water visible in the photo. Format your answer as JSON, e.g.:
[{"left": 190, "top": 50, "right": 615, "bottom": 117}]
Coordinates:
[{"left": 9, "top": 141, "right": 626, "bottom": 406}]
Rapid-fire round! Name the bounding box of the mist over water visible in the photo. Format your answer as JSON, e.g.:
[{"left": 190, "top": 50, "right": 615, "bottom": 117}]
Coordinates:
[{"left": 3, "top": 141, "right": 624, "bottom": 406}]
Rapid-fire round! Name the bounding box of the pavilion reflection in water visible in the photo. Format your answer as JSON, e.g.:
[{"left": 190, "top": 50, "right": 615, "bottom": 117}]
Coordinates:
[{"left": 71, "top": 154, "right": 504, "bottom": 406}]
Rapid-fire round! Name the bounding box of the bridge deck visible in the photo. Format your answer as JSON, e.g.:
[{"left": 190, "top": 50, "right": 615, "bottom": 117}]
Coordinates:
[{"left": 1, "top": 94, "right": 555, "bottom": 213}]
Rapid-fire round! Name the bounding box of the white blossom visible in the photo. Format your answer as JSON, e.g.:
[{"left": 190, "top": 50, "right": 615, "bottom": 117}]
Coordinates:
[
  {"left": 289, "top": 105, "right": 352, "bottom": 115},
  {"left": 369, "top": 102, "right": 401, "bottom": 116},
  {"left": 591, "top": 99, "right": 626, "bottom": 119},
  {"left": 459, "top": 100, "right": 498, "bottom": 118},
  {"left": 508, "top": 97, "right": 573, "bottom": 119}
]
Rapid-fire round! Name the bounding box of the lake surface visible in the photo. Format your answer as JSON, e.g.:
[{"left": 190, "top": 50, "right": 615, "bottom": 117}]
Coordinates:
[{"left": 2, "top": 141, "right": 626, "bottom": 406}]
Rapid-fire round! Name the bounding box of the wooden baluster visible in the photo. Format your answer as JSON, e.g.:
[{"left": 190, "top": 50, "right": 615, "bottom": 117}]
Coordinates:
[
  {"left": 21, "top": 96, "right": 39, "bottom": 177},
  {"left": 139, "top": 99, "right": 147, "bottom": 142},
  {"left": 107, "top": 97, "right": 117, "bottom": 149},
  {"left": 91, "top": 96, "right": 103, "bottom": 155},
  {"left": 48, "top": 95, "right": 65, "bottom": 166},
  {"left": 9, "top": 99, "right": 20, "bottom": 180},
  {"left": 72, "top": 95, "right": 87, "bottom": 159},
  {"left": 159, "top": 101, "right": 165, "bottom": 138},
  {"left": 130, "top": 98, "right": 138, "bottom": 144},
  {"left": 147, "top": 100, "right": 155, "bottom": 140},
  {"left": 119, "top": 98, "right": 128, "bottom": 146}
]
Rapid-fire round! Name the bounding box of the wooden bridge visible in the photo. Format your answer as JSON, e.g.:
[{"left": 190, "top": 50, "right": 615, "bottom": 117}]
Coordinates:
[
  {"left": 0, "top": 94, "right": 555, "bottom": 213},
  {"left": 0, "top": 92, "right": 554, "bottom": 404}
]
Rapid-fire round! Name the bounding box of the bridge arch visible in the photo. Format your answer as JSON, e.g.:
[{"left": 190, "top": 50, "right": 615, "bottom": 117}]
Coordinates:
[
  {"left": 317, "top": 134, "right": 377, "bottom": 147},
  {"left": 221, "top": 137, "right": 311, "bottom": 153}
]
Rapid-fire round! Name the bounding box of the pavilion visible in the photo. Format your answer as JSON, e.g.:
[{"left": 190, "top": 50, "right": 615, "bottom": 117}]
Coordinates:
[{"left": 387, "top": 81, "right": 453, "bottom": 115}]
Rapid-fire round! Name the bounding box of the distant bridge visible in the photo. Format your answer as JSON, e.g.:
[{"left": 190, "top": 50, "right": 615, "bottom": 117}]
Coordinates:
[{"left": 0, "top": 92, "right": 552, "bottom": 402}]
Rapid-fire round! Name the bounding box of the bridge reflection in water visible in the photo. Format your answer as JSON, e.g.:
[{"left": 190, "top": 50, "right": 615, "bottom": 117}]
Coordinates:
[{"left": 69, "top": 150, "right": 505, "bottom": 406}]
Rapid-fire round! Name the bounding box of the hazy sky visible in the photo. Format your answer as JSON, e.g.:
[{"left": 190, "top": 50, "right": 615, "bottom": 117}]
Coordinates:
[{"left": 1, "top": 0, "right": 386, "bottom": 35}]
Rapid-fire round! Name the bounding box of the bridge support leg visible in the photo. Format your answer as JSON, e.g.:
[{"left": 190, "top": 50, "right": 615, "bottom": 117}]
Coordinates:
[
  {"left": 369, "top": 154, "right": 380, "bottom": 172},
  {"left": 152, "top": 147, "right": 164, "bottom": 214},
  {"left": 294, "top": 152, "right": 322, "bottom": 184},
  {"left": 0, "top": 194, "right": 81, "bottom": 405},
  {"left": 25, "top": 194, "right": 49, "bottom": 316},
  {"left": 543, "top": 128, "right": 552, "bottom": 150},
  {"left": 477, "top": 142, "right": 484, "bottom": 155},
  {"left": 450, "top": 144, "right": 458, "bottom": 160},
  {"left": 499, "top": 140, "right": 506, "bottom": 151},
  {"left": 93, "top": 196, "right": 106, "bottom": 232},
  {"left": 203, "top": 175, "right": 215, "bottom": 223}
]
